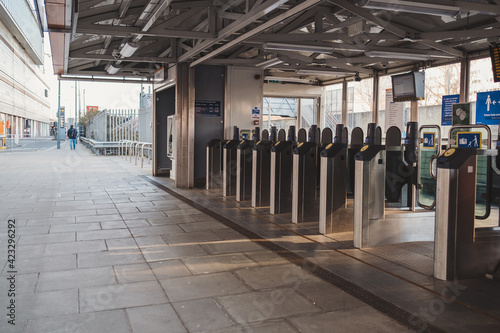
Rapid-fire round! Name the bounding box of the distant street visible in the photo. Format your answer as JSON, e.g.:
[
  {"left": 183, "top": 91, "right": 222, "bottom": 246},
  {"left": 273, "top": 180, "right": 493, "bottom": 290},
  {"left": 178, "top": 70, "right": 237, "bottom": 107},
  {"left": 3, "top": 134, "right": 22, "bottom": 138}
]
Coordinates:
[{"left": 0, "top": 137, "right": 72, "bottom": 152}]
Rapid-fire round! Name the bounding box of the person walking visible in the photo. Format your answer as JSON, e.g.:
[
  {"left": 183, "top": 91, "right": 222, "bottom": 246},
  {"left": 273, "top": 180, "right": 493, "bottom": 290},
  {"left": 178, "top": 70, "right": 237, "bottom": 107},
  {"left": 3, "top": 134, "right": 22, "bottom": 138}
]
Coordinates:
[{"left": 67, "top": 125, "right": 77, "bottom": 150}]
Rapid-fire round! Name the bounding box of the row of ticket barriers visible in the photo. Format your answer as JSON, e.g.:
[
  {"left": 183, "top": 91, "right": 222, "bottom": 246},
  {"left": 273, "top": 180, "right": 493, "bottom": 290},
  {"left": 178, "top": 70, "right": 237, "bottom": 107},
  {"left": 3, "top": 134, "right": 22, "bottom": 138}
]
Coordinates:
[{"left": 205, "top": 123, "right": 500, "bottom": 280}]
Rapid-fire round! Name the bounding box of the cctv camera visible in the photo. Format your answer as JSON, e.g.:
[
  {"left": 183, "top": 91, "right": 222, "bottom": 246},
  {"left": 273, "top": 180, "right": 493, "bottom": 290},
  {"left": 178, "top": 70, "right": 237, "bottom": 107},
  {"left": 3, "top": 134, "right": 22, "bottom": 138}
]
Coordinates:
[{"left": 354, "top": 72, "right": 362, "bottom": 82}]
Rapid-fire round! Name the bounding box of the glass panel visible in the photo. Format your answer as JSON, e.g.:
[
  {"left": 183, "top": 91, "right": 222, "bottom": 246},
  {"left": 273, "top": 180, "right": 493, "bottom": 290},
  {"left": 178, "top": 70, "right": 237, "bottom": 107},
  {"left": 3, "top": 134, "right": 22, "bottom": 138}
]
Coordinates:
[
  {"left": 323, "top": 83, "right": 342, "bottom": 130},
  {"left": 469, "top": 58, "right": 500, "bottom": 141},
  {"left": 417, "top": 64, "right": 461, "bottom": 141},
  {"left": 418, "top": 127, "right": 439, "bottom": 209},
  {"left": 299, "top": 98, "right": 317, "bottom": 132},
  {"left": 347, "top": 79, "right": 373, "bottom": 135},
  {"left": 262, "top": 97, "right": 298, "bottom": 131},
  {"left": 475, "top": 156, "right": 490, "bottom": 219}
]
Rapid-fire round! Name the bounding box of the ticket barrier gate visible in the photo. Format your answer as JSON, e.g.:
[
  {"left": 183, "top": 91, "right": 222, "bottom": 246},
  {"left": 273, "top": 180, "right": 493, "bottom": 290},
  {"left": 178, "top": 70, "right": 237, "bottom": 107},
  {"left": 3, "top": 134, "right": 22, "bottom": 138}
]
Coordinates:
[
  {"left": 434, "top": 124, "right": 500, "bottom": 280},
  {"left": 270, "top": 126, "right": 296, "bottom": 214},
  {"left": 236, "top": 129, "right": 257, "bottom": 202},
  {"left": 353, "top": 123, "right": 437, "bottom": 248},
  {"left": 292, "top": 126, "right": 333, "bottom": 223},
  {"left": 206, "top": 139, "right": 223, "bottom": 190},
  {"left": 223, "top": 127, "right": 240, "bottom": 197},
  {"left": 353, "top": 124, "right": 385, "bottom": 248},
  {"left": 252, "top": 127, "right": 278, "bottom": 207},
  {"left": 385, "top": 125, "right": 415, "bottom": 209},
  {"left": 319, "top": 124, "right": 350, "bottom": 234},
  {"left": 434, "top": 147, "right": 500, "bottom": 280}
]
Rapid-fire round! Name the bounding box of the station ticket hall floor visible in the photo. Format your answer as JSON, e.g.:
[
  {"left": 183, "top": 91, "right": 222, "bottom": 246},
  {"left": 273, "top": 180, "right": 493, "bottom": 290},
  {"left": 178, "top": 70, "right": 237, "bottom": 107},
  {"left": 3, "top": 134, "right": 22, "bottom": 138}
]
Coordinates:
[{"left": 1, "top": 142, "right": 500, "bottom": 333}]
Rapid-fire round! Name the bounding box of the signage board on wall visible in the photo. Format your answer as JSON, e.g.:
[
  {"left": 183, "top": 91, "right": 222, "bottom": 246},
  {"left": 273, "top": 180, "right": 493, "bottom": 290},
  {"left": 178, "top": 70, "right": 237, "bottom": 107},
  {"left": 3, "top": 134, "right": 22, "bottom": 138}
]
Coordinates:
[
  {"left": 251, "top": 107, "right": 260, "bottom": 120},
  {"left": 195, "top": 100, "right": 221, "bottom": 117},
  {"left": 452, "top": 103, "right": 470, "bottom": 125},
  {"left": 385, "top": 89, "right": 404, "bottom": 131},
  {"left": 476, "top": 90, "right": 500, "bottom": 125},
  {"left": 441, "top": 94, "right": 460, "bottom": 126},
  {"left": 154, "top": 66, "right": 165, "bottom": 82}
]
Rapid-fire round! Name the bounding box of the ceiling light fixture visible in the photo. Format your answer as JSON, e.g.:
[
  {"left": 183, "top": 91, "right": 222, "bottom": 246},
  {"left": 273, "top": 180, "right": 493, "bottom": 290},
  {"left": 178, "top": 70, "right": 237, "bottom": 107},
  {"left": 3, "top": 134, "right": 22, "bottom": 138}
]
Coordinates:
[
  {"left": 365, "top": 50, "right": 433, "bottom": 60},
  {"left": 120, "top": 42, "right": 139, "bottom": 58},
  {"left": 256, "top": 57, "right": 284, "bottom": 68},
  {"left": 106, "top": 64, "right": 120, "bottom": 74},
  {"left": 263, "top": 42, "right": 334, "bottom": 54},
  {"left": 361, "top": 0, "right": 461, "bottom": 17},
  {"left": 265, "top": 76, "right": 316, "bottom": 83},
  {"left": 296, "top": 69, "right": 354, "bottom": 76}
]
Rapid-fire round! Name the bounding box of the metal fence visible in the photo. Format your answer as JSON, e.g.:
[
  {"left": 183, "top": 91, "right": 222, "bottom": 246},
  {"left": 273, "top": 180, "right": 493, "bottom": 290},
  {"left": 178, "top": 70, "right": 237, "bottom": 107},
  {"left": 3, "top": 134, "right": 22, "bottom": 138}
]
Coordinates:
[{"left": 86, "top": 109, "right": 142, "bottom": 142}]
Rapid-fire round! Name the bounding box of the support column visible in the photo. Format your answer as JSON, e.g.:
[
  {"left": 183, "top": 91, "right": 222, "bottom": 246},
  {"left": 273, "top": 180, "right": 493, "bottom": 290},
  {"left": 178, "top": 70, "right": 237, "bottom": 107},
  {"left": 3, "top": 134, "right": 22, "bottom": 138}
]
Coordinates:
[
  {"left": 459, "top": 57, "right": 470, "bottom": 103},
  {"left": 372, "top": 72, "right": 379, "bottom": 124},
  {"left": 342, "top": 79, "right": 348, "bottom": 125},
  {"left": 410, "top": 101, "right": 418, "bottom": 122},
  {"left": 175, "top": 63, "right": 194, "bottom": 188}
]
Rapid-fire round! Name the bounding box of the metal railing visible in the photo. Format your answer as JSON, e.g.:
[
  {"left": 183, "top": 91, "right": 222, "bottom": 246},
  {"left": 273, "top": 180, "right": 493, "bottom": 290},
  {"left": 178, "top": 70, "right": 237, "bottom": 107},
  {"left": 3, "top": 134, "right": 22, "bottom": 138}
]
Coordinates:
[{"left": 118, "top": 140, "right": 152, "bottom": 168}]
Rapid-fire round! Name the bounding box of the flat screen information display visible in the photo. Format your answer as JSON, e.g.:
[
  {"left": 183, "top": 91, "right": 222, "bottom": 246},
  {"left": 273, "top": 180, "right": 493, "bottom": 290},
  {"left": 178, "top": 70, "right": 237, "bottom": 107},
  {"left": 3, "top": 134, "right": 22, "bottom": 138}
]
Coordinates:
[
  {"left": 391, "top": 71, "right": 425, "bottom": 102},
  {"left": 392, "top": 73, "right": 415, "bottom": 98}
]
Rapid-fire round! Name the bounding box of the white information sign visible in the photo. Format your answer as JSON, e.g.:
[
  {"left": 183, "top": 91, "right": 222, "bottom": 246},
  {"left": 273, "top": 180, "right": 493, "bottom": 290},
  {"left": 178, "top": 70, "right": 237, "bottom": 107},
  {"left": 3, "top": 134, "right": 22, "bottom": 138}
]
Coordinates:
[{"left": 385, "top": 89, "right": 404, "bottom": 131}]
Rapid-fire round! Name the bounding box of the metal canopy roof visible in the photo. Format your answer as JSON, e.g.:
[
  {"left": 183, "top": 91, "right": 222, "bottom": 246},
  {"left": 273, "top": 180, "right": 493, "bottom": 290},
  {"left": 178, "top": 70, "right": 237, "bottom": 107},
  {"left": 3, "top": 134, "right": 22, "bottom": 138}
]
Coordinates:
[{"left": 46, "top": 0, "right": 500, "bottom": 84}]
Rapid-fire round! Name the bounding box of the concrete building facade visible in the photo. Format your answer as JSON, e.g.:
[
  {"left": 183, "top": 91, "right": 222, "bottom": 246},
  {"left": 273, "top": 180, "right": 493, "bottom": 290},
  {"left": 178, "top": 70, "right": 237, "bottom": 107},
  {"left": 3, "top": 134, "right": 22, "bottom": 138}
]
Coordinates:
[{"left": 0, "top": 0, "right": 51, "bottom": 137}]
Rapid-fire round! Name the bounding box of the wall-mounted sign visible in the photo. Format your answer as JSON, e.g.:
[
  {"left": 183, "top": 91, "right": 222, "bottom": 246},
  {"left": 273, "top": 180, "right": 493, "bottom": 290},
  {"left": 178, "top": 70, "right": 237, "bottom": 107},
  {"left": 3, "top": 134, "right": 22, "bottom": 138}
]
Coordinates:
[
  {"left": 457, "top": 132, "right": 481, "bottom": 148},
  {"left": 385, "top": 89, "right": 404, "bottom": 131},
  {"left": 476, "top": 90, "right": 500, "bottom": 125},
  {"left": 441, "top": 94, "right": 459, "bottom": 126},
  {"left": 422, "top": 133, "right": 436, "bottom": 149},
  {"left": 251, "top": 107, "right": 260, "bottom": 120},
  {"left": 195, "top": 100, "right": 221, "bottom": 117},
  {"left": 490, "top": 45, "right": 500, "bottom": 82},
  {"left": 452, "top": 103, "right": 470, "bottom": 125},
  {"left": 154, "top": 66, "right": 165, "bottom": 82}
]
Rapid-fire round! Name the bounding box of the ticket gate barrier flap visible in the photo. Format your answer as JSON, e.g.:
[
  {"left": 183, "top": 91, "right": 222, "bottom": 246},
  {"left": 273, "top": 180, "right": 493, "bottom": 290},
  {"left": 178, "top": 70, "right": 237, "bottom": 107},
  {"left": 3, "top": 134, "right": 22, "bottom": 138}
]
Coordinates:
[
  {"left": 252, "top": 140, "right": 273, "bottom": 207},
  {"left": 292, "top": 141, "right": 321, "bottom": 223},
  {"left": 223, "top": 139, "right": 240, "bottom": 197},
  {"left": 353, "top": 144, "right": 386, "bottom": 248},
  {"left": 270, "top": 140, "right": 294, "bottom": 214},
  {"left": 206, "top": 139, "right": 223, "bottom": 190},
  {"left": 319, "top": 142, "right": 350, "bottom": 234},
  {"left": 236, "top": 140, "right": 254, "bottom": 202}
]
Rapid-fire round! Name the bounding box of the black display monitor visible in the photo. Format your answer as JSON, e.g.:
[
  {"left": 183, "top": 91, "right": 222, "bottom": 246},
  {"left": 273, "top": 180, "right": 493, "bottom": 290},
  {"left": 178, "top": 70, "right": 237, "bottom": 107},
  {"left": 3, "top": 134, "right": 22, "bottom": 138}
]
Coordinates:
[{"left": 391, "top": 71, "right": 425, "bottom": 102}]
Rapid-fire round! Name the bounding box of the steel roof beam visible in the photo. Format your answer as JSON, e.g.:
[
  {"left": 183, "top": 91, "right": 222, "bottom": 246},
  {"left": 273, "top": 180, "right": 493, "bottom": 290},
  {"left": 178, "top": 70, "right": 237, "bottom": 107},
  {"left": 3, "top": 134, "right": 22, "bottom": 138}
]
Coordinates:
[
  {"left": 68, "top": 51, "right": 175, "bottom": 63},
  {"left": 329, "top": 0, "right": 464, "bottom": 58},
  {"left": 76, "top": 23, "right": 216, "bottom": 39},
  {"left": 189, "top": 0, "right": 325, "bottom": 66},
  {"left": 179, "top": 0, "right": 291, "bottom": 62}
]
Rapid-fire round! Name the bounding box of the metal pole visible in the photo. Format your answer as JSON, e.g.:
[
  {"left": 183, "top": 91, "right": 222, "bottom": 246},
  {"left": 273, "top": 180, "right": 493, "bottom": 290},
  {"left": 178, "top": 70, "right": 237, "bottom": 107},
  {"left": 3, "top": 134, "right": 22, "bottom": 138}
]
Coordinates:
[
  {"left": 57, "top": 80, "right": 61, "bottom": 149},
  {"left": 341, "top": 78, "right": 348, "bottom": 125},
  {"left": 372, "top": 72, "right": 379, "bottom": 124},
  {"left": 74, "top": 81, "right": 77, "bottom": 128},
  {"left": 105, "top": 109, "right": 108, "bottom": 141}
]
